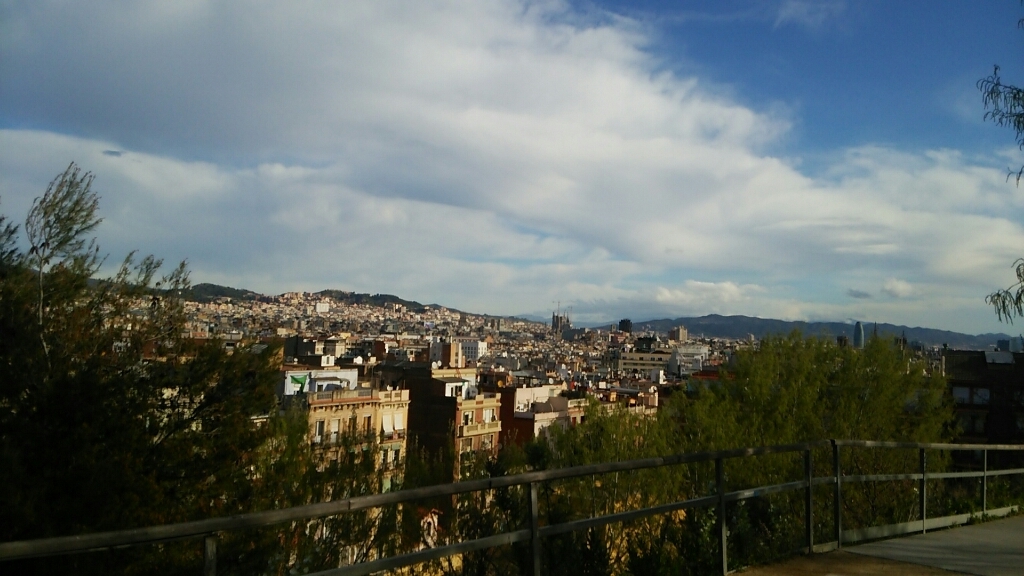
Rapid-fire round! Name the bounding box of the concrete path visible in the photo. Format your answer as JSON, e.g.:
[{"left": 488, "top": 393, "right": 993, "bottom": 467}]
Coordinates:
[
  {"left": 848, "top": 515, "right": 1024, "bottom": 576},
  {"left": 737, "top": 550, "right": 960, "bottom": 575}
]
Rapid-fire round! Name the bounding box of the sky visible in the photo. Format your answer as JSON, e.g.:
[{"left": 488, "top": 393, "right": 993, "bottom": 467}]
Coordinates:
[{"left": 2, "top": 0, "right": 1024, "bottom": 334}]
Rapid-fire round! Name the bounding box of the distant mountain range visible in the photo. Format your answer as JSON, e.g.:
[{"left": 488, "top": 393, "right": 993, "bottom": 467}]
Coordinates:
[
  {"left": 176, "top": 283, "right": 1013, "bottom": 350},
  {"left": 617, "top": 315, "right": 1015, "bottom": 351}
]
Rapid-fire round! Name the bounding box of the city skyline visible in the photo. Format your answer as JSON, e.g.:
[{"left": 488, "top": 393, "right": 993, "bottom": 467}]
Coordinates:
[{"left": 2, "top": 1, "right": 1023, "bottom": 334}]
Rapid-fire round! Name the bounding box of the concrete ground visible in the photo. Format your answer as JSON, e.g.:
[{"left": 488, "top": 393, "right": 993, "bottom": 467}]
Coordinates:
[
  {"left": 737, "top": 515, "right": 1024, "bottom": 576},
  {"left": 849, "top": 515, "right": 1024, "bottom": 576},
  {"left": 736, "top": 550, "right": 960, "bottom": 575}
]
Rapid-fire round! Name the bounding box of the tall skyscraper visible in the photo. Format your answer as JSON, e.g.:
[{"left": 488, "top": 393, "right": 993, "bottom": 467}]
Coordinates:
[
  {"left": 853, "top": 321, "right": 865, "bottom": 349},
  {"left": 618, "top": 318, "right": 633, "bottom": 333}
]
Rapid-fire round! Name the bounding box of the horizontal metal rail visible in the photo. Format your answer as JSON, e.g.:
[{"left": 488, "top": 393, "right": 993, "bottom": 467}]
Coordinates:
[
  {"left": 317, "top": 530, "right": 533, "bottom": 576},
  {"left": 841, "top": 505, "right": 1019, "bottom": 544},
  {"left": 0, "top": 440, "right": 832, "bottom": 561},
  {"left": 834, "top": 440, "right": 1024, "bottom": 451},
  {"left": 539, "top": 495, "right": 720, "bottom": 538},
  {"left": 2, "top": 439, "right": 1023, "bottom": 576}
]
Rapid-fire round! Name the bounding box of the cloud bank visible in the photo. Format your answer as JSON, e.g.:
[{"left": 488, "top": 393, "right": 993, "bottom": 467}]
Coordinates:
[{"left": 1, "top": 0, "right": 1022, "bottom": 334}]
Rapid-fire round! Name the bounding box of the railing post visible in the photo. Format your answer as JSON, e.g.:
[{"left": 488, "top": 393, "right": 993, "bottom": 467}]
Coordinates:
[
  {"left": 804, "top": 448, "right": 813, "bottom": 553},
  {"left": 919, "top": 448, "right": 927, "bottom": 534},
  {"left": 529, "top": 481, "right": 541, "bottom": 576},
  {"left": 716, "top": 457, "right": 727, "bottom": 575},
  {"left": 982, "top": 449, "right": 988, "bottom": 515},
  {"left": 832, "top": 441, "right": 841, "bottom": 548},
  {"left": 204, "top": 534, "right": 217, "bottom": 576}
]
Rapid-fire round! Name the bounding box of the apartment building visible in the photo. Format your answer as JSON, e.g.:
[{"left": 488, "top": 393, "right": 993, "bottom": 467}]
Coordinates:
[
  {"left": 944, "top": 350, "right": 1024, "bottom": 449},
  {"left": 307, "top": 386, "right": 411, "bottom": 485},
  {"left": 377, "top": 360, "right": 501, "bottom": 477},
  {"left": 503, "top": 389, "right": 587, "bottom": 446}
]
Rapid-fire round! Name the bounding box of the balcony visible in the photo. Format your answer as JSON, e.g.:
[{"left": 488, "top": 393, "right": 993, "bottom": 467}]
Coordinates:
[
  {"left": 379, "top": 429, "right": 407, "bottom": 442},
  {"left": 310, "top": 389, "right": 374, "bottom": 404},
  {"left": 378, "top": 389, "right": 409, "bottom": 403},
  {"left": 458, "top": 419, "right": 500, "bottom": 436},
  {"left": 457, "top": 393, "right": 499, "bottom": 408}
]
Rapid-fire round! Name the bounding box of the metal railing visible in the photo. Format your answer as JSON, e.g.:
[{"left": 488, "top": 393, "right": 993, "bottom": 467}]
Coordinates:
[{"left": 2, "top": 439, "right": 1022, "bottom": 576}]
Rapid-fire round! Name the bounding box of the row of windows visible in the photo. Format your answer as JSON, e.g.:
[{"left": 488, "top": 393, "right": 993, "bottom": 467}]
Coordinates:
[
  {"left": 314, "top": 416, "right": 374, "bottom": 438},
  {"left": 957, "top": 413, "right": 1024, "bottom": 435},
  {"left": 952, "top": 387, "right": 990, "bottom": 405},
  {"left": 461, "top": 408, "right": 497, "bottom": 426},
  {"left": 959, "top": 413, "right": 987, "bottom": 435},
  {"left": 460, "top": 434, "right": 495, "bottom": 453}
]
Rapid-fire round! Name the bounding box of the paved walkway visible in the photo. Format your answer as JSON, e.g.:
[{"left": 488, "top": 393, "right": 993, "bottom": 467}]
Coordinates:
[
  {"left": 738, "top": 516, "right": 1024, "bottom": 576},
  {"left": 849, "top": 515, "right": 1024, "bottom": 576},
  {"left": 737, "top": 550, "right": 959, "bottom": 575}
]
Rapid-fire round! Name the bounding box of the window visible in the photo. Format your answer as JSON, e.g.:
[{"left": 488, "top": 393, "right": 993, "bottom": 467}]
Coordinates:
[
  {"left": 974, "top": 414, "right": 987, "bottom": 434},
  {"left": 381, "top": 449, "right": 390, "bottom": 469},
  {"left": 330, "top": 419, "right": 340, "bottom": 443},
  {"left": 952, "top": 387, "right": 970, "bottom": 405},
  {"left": 972, "top": 388, "right": 990, "bottom": 405},
  {"left": 314, "top": 420, "right": 325, "bottom": 443},
  {"left": 482, "top": 434, "right": 493, "bottom": 450},
  {"left": 462, "top": 411, "right": 474, "bottom": 426},
  {"left": 960, "top": 414, "right": 987, "bottom": 435},
  {"left": 363, "top": 415, "right": 373, "bottom": 435},
  {"left": 483, "top": 408, "right": 495, "bottom": 422},
  {"left": 461, "top": 438, "right": 474, "bottom": 452},
  {"left": 348, "top": 415, "right": 357, "bottom": 433},
  {"left": 393, "top": 448, "right": 401, "bottom": 465}
]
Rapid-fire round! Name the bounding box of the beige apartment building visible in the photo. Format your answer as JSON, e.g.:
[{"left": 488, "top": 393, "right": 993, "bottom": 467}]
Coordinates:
[
  {"left": 308, "top": 387, "right": 410, "bottom": 482},
  {"left": 454, "top": 388, "right": 502, "bottom": 455}
]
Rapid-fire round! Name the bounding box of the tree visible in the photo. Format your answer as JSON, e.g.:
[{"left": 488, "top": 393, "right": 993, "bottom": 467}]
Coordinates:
[
  {"left": 0, "top": 164, "right": 334, "bottom": 575},
  {"left": 986, "top": 258, "right": 1024, "bottom": 323},
  {"left": 979, "top": 10, "right": 1024, "bottom": 322},
  {"left": 674, "top": 333, "right": 954, "bottom": 569}
]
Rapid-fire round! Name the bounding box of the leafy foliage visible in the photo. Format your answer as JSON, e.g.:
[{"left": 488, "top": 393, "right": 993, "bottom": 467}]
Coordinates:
[
  {"left": 438, "top": 333, "right": 955, "bottom": 575},
  {"left": 0, "top": 164, "right": 370, "bottom": 575},
  {"left": 986, "top": 258, "right": 1024, "bottom": 324},
  {"left": 979, "top": 10, "right": 1024, "bottom": 322},
  {"left": 979, "top": 63, "right": 1024, "bottom": 185}
]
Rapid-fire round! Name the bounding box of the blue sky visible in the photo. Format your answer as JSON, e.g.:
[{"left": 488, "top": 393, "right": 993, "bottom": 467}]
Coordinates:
[{"left": 2, "top": 0, "right": 1023, "bottom": 334}]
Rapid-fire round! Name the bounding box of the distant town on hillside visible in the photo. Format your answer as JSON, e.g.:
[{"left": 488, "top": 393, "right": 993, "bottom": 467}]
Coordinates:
[{"left": 179, "top": 282, "right": 1016, "bottom": 350}]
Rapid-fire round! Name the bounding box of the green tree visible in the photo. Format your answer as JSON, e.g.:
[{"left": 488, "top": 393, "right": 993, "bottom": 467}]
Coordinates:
[
  {"left": 0, "top": 164, "right": 349, "bottom": 575},
  {"left": 683, "top": 334, "right": 953, "bottom": 555},
  {"left": 979, "top": 9, "right": 1024, "bottom": 322},
  {"left": 515, "top": 333, "right": 954, "bottom": 575}
]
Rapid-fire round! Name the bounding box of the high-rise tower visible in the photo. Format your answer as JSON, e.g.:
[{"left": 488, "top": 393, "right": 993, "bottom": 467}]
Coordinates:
[{"left": 853, "top": 321, "right": 865, "bottom": 349}]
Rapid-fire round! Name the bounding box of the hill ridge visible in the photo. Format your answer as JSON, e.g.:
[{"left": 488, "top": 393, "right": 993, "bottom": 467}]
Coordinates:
[{"left": 620, "top": 314, "right": 1014, "bottom": 350}]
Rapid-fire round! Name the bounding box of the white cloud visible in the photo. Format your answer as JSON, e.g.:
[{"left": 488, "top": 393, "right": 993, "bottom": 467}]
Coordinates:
[
  {"left": 655, "top": 281, "right": 764, "bottom": 307},
  {"left": 882, "top": 278, "right": 914, "bottom": 298},
  {"left": 0, "top": 1, "right": 1021, "bottom": 334},
  {"left": 774, "top": 0, "right": 845, "bottom": 31}
]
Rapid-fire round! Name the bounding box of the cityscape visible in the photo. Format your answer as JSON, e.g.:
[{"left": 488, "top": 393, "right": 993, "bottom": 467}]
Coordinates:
[
  {"left": 3, "top": 1, "right": 1024, "bottom": 575},
  {"left": 177, "top": 285, "right": 1024, "bottom": 464}
]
